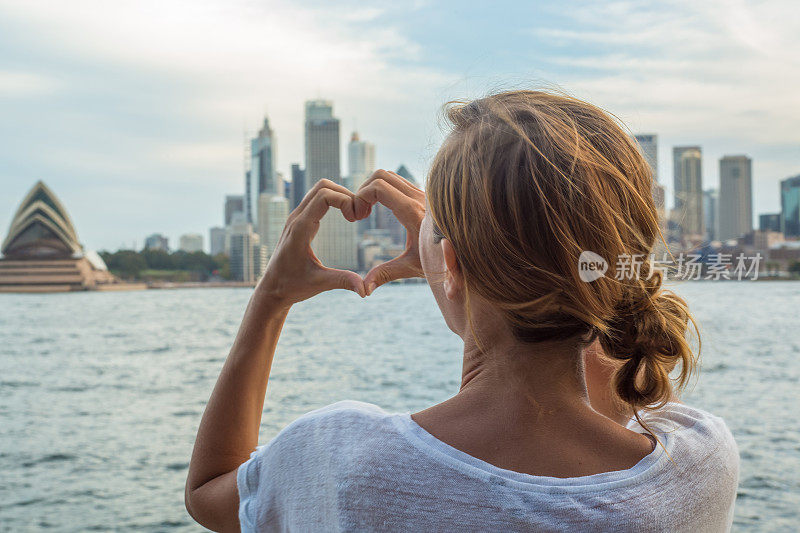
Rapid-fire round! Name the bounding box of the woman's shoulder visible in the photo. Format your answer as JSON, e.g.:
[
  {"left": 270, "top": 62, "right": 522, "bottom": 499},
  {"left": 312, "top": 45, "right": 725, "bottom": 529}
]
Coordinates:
[
  {"left": 630, "top": 402, "right": 735, "bottom": 442},
  {"left": 630, "top": 402, "right": 739, "bottom": 479},
  {"left": 263, "top": 400, "right": 396, "bottom": 451}
]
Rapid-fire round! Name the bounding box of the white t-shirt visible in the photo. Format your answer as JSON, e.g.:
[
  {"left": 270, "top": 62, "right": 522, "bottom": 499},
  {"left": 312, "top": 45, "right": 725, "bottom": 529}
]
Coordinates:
[{"left": 237, "top": 400, "right": 739, "bottom": 532}]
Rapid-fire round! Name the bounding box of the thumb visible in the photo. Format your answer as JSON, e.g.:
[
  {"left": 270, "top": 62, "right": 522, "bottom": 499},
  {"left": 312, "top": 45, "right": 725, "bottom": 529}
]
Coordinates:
[
  {"left": 320, "top": 267, "right": 367, "bottom": 298},
  {"left": 363, "top": 255, "right": 417, "bottom": 296}
]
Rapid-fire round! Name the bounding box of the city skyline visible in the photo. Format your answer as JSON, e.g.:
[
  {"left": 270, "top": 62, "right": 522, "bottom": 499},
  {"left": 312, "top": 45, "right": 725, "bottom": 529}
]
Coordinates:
[{"left": 1, "top": 1, "right": 799, "bottom": 251}]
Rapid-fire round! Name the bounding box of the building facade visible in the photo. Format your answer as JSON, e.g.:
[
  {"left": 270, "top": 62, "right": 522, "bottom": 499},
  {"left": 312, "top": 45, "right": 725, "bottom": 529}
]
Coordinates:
[
  {"left": 348, "top": 131, "right": 376, "bottom": 192},
  {"left": 246, "top": 117, "right": 277, "bottom": 223},
  {"left": 305, "top": 100, "right": 340, "bottom": 185},
  {"left": 673, "top": 146, "right": 704, "bottom": 238},
  {"left": 304, "top": 99, "right": 357, "bottom": 269},
  {"left": 759, "top": 213, "right": 781, "bottom": 233},
  {"left": 703, "top": 189, "right": 718, "bottom": 242},
  {"left": 209, "top": 227, "right": 226, "bottom": 256},
  {"left": 179, "top": 233, "right": 204, "bottom": 253},
  {"left": 781, "top": 175, "right": 800, "bottom": 238},
  {"left": 290, "top": 164, "right": 306, "bottom": 210},
  {"left": 634, "top": 134, "right": 658, "bottom": 180},
  {"left": 257, "top": 193, "right": 289, "bottom": 256},
  {"left": 228, "top": 222, "right": 259, "bottom": 282},
  {"left": 718, "top": 155, "right": 753, "bottom": 241},
  {"left": 144, "top": 233, "right": 169, "bottom": 251},
  {"left": 224, "top": 195, "right": 245, "bottom": 226}
]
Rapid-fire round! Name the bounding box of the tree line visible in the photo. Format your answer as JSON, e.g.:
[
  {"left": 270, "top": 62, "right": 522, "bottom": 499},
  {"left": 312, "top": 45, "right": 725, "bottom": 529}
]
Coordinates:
[{"left": 99, "top": 249, "right": 230, "bottom": 281}]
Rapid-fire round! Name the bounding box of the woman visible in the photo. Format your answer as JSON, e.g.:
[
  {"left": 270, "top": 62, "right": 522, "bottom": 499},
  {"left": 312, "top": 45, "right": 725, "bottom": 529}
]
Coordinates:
[{"left": 185, "top": 90, "right": 739, "bottom": 532}]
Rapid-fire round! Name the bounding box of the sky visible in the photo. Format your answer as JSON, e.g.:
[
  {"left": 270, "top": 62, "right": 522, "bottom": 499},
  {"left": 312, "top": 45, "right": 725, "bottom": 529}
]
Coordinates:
[{"left": 1, "top": 0, "right": 798, "bottom": 252}]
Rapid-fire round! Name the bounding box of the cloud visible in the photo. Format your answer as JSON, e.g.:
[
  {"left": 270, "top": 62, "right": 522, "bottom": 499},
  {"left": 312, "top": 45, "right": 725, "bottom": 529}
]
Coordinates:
[
  {"left": 529, "top": 0, "right": 800, "bottom": 216},
  {"left": 0, "top": 69, "right": 60, "bottom": 97},
  {"left": 0, "top": 0, "right": 452, "bottom": 249}
]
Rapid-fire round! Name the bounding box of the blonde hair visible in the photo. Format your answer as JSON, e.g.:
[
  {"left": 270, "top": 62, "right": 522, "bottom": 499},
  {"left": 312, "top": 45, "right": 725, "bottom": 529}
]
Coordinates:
[{"left": 426, "top": 89, "right": 698, "bottom": 415}]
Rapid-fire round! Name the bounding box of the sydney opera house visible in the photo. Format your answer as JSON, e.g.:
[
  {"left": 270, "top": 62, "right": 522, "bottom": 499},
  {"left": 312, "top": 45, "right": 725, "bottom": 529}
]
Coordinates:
[{"left": 0, "top": 181, "right": 136, "bottom": 292}]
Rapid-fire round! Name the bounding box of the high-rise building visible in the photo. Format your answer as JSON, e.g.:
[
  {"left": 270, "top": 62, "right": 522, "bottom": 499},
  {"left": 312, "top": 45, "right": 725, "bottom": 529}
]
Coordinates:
[
  {"left": 703, "top": 189, "right": 718, "bottom": 242},
  {"left": 246, "top": 117, "right": 277, "bottom": 223},
  {"left": 179, "top": 233, "right": 204, "bottom": 253},
  {"left": 290, "top": 164, "right": 306, "bottom": 210},
  {"left": 718, "top": 155, "right": 753, "bottom": 241},
  {"left": 396, "top": 164, "right": 417, "bottom": 185},
  {"left": 348, "top": 131, "right": 376, "bottom": 192},
  {"left": 257, "top": 193, "right": 289, "bottom": 255},
  {"left": 305, "top": 100, "right": 340, "bottom": 185},
  {"left": 228, "top": 222, "right": 259, "bottom": 282},
  {"left": 759, "top": 213, "right": 781, "bottom": 233},
  {"left": 673, "top": 146, "right": 703, "bottom": 237},
  {"left": 781, "top": 174, "right": 800, "bottom": 238},
  {"left": 253, "top": 242, "right": 268, "bottom": 279},
  {"left": 304, "top": 99, "right": 357, "bottom": 269},
  {"left": 224, "top": 195, "right": 245, "bottom": 226},
  {"left": 634, "top": 134, "right": 658, "bottom": 180},
  {"left": 634, "top": 134, "right": 665, "bottom": 218},
  {"left": 209, "top": 227, "right": 226, "bottom": 256},
  {"left": 144, "top": 233, "right": 169, "bottom": 252}
]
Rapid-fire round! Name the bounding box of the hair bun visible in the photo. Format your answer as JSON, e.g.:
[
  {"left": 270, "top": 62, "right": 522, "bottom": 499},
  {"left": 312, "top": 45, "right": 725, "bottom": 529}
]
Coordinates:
[{"left": 600, "top": 285, "right": 697, "bottom": 409}]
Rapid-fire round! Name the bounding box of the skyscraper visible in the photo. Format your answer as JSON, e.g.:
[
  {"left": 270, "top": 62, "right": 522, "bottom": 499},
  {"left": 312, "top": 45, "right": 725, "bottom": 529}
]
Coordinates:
[
  {"left": 718, "top": 155, "right": 753, "bottom": 241},
  {"left": 257, "top": 193, "right": 289, "bottom": 255},
  {"left": 703, "top": 189, "right": 718, "bottom": 242},
  {"left": 209, "top": 227, "right": 226, "bottom": 256},
  {"left": 290, "top": 164, "right": 306, "bottom": 210},
  {"left": 348, "top": 131, "right": 376, "bottom": 192},
  {"left": 634, "top": 134, "right": 658, "bottom": 180},
  {"left": 780, "top": 174, "right": 800, "bottom": 238},
  {"left": 673, "top": 146, "right": 703, "bottom": 237},
  {"left": 305, "top": 100, "right": 340, "bottom": 185},
  {"left": 634, "top": 134, "right": 665, "bottom": 217},
  {"left": 396, "top": 164, "right": 417, "bottom": 185},
  {"left": 759, "top": 213, "right": 781, "bottom": 233},
  {"left": 304, "top": 100, "right": 358, "bottom": 269},
  {"left": 228, "top": 222, "right": 259, "bottom": 282},
  {"left": 224, "top": 195, "right": 245, "bottom": 226},
  {"left": 247, "top": 117, "right": 277, "bottom": 223}
]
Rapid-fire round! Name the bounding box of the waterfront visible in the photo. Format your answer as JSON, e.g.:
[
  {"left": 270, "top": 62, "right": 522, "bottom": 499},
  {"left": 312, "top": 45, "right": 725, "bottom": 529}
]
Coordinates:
[{"left": 0, "top": 282, "right": 798, "bottom": 531}]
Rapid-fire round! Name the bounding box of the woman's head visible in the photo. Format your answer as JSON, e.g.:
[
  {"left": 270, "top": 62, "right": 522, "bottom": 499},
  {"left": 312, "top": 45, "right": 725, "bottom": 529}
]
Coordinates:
[{"left": 422, "top": 89, "right": 697, "bottom": 413}]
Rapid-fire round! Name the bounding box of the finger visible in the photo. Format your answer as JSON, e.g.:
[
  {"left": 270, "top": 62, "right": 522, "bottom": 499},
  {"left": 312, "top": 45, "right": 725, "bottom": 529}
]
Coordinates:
[
  {"left": 294, "top": 189, "right": 357, "bottom": 242},
  {"left": 356, "top": 179, "right": 424, "bottom": 231},
  {"left": 314, "top": 266, "right": 367, "bottom": 298},
  {"left": 290, "top": 179, "right": 355, "bottom": 222},
  {"left": 363, "top": 253, "right": 423, "bottom": 295},
  {"left": 358, "top": 169, "right": 423, "bottom": 199}
]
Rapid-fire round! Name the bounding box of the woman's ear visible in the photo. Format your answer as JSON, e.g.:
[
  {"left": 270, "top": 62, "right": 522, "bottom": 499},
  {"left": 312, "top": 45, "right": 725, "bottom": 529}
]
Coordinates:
[{"left": 441, "top": 239, "right": 463, "bottom": 301}]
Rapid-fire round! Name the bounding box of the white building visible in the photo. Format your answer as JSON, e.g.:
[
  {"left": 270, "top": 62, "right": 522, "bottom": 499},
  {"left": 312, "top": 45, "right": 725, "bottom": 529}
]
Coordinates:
[
  {"left": 673, "top": 146, "right": 704, "bottom": 238},
  {"left": 209, "top": 227, "right": 226, "bottom": 256},
  {"left": 257, "top": 193, "right": 289, "bottom": 256},
  {"left": 348, "top": 131, "right": 376, "bottom": 192},
  {"left": 313, "top": 212, "right": 359, "bottom": 270},
  {"left": 228, "top": 222, "right": 260, "bottom": 282},
  {"left": 718, "top": 155, "right": 753, "bottom": 241},
  {"left": 179, "top": 233, "right": 203, "bottom": 253}
]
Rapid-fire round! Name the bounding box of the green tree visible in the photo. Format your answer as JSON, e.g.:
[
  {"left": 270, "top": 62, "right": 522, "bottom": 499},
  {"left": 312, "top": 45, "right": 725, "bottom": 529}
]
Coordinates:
[
  {"left": 212, "top": 253, "right": 231, "bottom": 280},
  {"left": 141, "top": 249, "right": 174, "bottom": 270},
  {"left": 101, "top": 250, "right": 147, "bottom": 279}
]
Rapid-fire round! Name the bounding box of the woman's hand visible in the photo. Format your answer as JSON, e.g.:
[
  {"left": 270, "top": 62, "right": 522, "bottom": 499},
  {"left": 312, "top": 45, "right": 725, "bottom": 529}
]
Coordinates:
[
  {"left": 356, "top": 169, "right": 426, "bottom": 295},
  {"left": 256, "top": 178, "right": 370, "bottom": 307}
]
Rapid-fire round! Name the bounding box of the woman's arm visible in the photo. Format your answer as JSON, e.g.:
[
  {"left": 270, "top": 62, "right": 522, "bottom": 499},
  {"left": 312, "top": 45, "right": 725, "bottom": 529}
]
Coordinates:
[{"left": 185, "top": 179, "right": 369, "bottom": 532}]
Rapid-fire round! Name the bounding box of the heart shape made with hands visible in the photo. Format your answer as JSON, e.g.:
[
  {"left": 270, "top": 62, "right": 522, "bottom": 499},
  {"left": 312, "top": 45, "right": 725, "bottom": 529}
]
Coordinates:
[{"left": 309, "top": 169, "right": 426, "bottom": 297}]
